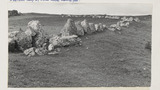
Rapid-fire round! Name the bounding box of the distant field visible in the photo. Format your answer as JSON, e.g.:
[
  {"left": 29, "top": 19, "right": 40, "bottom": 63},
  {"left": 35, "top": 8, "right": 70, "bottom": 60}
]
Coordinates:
[{"left": 8, "top": 14, "right": 151, "bottom": 87}]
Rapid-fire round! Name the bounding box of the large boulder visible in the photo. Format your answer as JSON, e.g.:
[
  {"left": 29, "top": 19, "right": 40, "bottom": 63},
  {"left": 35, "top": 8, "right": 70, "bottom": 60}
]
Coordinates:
[
  {"left": 75, "top": 21, "right": 85, "bottom": 36},
  {"left": 134, "top": 17, "right": 140, "bottom": 22},
  {"left": 81, "top": 19, "right": 92, "bottom": 34},
  {"left": 60, "top": 35, "right": 81, "bottom": 46},
  {"left": 88, "top": 23, "right": 96, "bottom": 33},
  {"left": 49, "top": 35, "right": 62, "bottom": 47},
  {"left": 27, "top": 20, "right": 43, "bottom": 32},
  {"left": 25, "top": 28, "right": 36, "bottom": 36},
  {"left": 27, "top": 20, "right": 49, "bottom": 48},
  {"left": 8, "top": 38, "right": 16, "bottom": 52},
  {"left": 60, "top": 19, "right": 77, "bottom": 36},
  {"left": 15, "top": 31, "right": 32, "bottom": 51},
  {"left": 49, "top": 35, "right": 81, "bottom": 47},
  {"left": 32, "top": 31, "right": 49, "bottom": 48}
]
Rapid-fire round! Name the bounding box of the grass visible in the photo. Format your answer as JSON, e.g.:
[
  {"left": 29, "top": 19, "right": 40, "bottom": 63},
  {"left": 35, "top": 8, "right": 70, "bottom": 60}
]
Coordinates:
[{"left": 8, "top": 14, "right": 151, "bottom": 87}]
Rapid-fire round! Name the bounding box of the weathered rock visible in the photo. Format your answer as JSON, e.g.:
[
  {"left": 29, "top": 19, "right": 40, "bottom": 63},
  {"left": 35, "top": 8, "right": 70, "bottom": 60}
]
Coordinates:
[
  {"left": 15, "top": 31, "right": 32, "bottom": 51},
  {"left": 128, "top": 17, "right": 134, "bottom": 21},
  {"left": 81, "top": 19, "right": 92, "bottom": 34},
  {"left": 121, "top": 16, "right": 127, "bottom": 21},
  {"left": 110, "top": 23, "right": 121, "bottom": 31},
  {"left": 60, "top": 19, "right": 77, "bottom": 36},
  {"left": 25, "top": 28, "right": 36, "bottom": 36},
  {"left": 103, "top": 24, "right": 107, "bottom": 30},
  {"left": 116, "top": 26, "right": 121, "bottom": 31},
  {"left": 99, "top": 23, "right": 104, "bottom": 31},
  {"left": 108, "top": 27, "right": 116, "bottom": 31},
  {"left": 27, "top": 20, "right": 42, "bottom": 32},
  {"left": 27, "top": 20, "right": 49, "bottom": 48},
  {"left": 49, "top": 35, "right": 81, "bottom": 47},
  {"left": 110, "top": 24, "right": 117, "bottom": 28},
  {"left": 8, "top": 38, "right": 16, "bottom": 52},
  {"left": 49, "top": 35, "right": 62, "bottom": 47},
  {"left": 32, "top": 31, "right": 48, "bottom": 48},
  {"left": 134, "top": 17, "right": 140, "bottom": 22},
  {"left": 48, "top": 48, "right": 60, "bottom": 55},
  {"left": 95, "top": 24, "right": 100, "bottom": 31},
  {"left": 89, "top": 23, "right": 96, "bottom": 33},
  {"left": 48, "top": 44, "right": 54, "bottom": 51},
  {"left": 23, "top": 47, "right": 36, "bottom": 57},
  {"left": 35, "top": 47, "right": 48, "bottom": 55},
  {"left": 75, "top": 21, "right": 85, "bottom": 36},
  {"left": 118, "top": 21, "right": 129, "bottom": 27},
  {"left": 8, "top": 31, "right": 19, "bottom": 38},
  {"left": 60, "top": 35, "right": 81, "bottom": 46}
]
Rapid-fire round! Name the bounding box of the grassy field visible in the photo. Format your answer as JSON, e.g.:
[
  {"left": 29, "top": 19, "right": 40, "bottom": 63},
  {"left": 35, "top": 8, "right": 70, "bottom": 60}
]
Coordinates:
[{"left": 8, "top": 14, "right": 151, "bottom": 87}]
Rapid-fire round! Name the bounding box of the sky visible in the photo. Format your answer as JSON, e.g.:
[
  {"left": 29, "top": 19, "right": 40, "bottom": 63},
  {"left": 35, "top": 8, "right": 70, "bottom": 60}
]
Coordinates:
[{"left": 8, "top": 2, "right": 152, "bottom": 15}]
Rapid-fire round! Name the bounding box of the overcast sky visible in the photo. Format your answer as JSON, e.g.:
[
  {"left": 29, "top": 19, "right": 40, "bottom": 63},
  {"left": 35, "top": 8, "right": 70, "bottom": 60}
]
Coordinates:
[{"left": 8, "top": 2, "right": 152, "bottom": 15}]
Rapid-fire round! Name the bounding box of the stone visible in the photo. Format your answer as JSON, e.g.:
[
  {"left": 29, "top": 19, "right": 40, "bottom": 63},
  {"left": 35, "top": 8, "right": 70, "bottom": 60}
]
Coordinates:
[
  {"left": 99, "top": 23, "right": 104, "bottom": 31},
  {"left": 32, "top": 31, "right": 48, "bottom": 48},
  {"left": 23, "top": 47, "right": 36, "bottom": 57},
  {"left": 15, "top": 31, "right": 32, "bottom": 51},
  {"left": 108, "top": 27, "right": 116, "bottom": 31},
  {"left": 48, "top": 44, "right": 54, "bottom": 51},
  {"left": 8, "top": 38, "right": 16, "bottom": 52},
  {"left": 134, "top": 17, "right": 140, "bottom": 22},
  {"left": 60, "top": 18, "right": 77, "bottom": 36},
  {"left": 49, "top": 35, "right": 62, "bottom": 47},
  {"left": 103, "top": 24, "right": 107, "bottom": 30},
  {"left": 27, "top": 20, "right": 42, "bottom": 32},
  {"left": 25, "top": 28, "right": 36, "bottom": 36},
  {"left": 8, "top": 31, "right": 19, "bottom": 38},
  {"left": 89, "top": 23, "right": 96, "bottom": 33},
  {"left": 35, "top": 47, "right": 48, "bottom": 55},
  {"left": 49, "top": 35, "right": 81, "bottom": 47},
  {"left": 75, "top": 21, "right": 85, "bottom": 36},
  {"left": 81, "top": 19, "right": 92, "bottom": 34}
]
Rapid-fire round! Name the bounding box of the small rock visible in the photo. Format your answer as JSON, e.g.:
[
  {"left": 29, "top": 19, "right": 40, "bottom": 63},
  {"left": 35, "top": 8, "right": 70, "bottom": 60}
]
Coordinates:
[{"left": 23, "top": 47, "right": 36, "bottom": 57}]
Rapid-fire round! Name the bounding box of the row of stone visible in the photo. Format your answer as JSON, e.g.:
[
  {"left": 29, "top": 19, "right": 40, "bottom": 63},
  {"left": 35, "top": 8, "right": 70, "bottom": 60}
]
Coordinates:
[
  {"left": 8, "top": 20, "right": 82, "bottom": 56},
  {"left": 108, "top": 17, "right": 140, "bottom": 31},
  {"left": 60, "top": 19, "right": 107, "bottom": 37}
]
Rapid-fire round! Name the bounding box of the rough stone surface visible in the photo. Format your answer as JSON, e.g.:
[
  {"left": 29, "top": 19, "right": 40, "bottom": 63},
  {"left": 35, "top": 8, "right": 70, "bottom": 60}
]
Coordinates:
[
  {"left": 99, "top": 23, "right": 104, "bottom": 31},
  {"left": 15, "top": 31, "right": 32, "bottom": 51},
  {"left": 8, "top": 38, "right": 16, "bottom": 52},
  {"left": 95, "top": 24, "right": 100, "bottom": 31},
  {"left": 27, "top": 20, "right": 42, "bottom": 32},
  {"left": 23, "top": 47, "right": 36, "bottom": 57},
  {"left": 75, "top": 21, "right": 85, "bottom": 36},
  {"left": 35, "top": 47, "right": 48, "bottom": 55},
  {"left": 89, "top": 23, "right": 96, "bottom": 33},
  {"left": 60, "top": 19, "right": 77, "bottom": 36},
  {"left": 81, "top": 19, "right": 92, "bottom": 34},
  {"left": 25, "top": 28, "right": 36, "bottom": 36}
]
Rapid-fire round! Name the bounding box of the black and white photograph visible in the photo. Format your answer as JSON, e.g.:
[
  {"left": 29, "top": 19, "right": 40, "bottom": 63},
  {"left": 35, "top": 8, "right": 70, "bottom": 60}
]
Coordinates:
[{"left": 8, "top": 2, "right": 152, "bottom": 87}]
